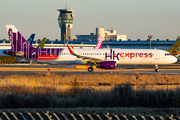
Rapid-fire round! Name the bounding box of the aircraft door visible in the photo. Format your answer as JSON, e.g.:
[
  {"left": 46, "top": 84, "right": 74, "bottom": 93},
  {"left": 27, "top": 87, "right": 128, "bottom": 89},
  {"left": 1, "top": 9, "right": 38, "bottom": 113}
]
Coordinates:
[{"left": 155, "top": 49, "right": 160, "bottom": 59}]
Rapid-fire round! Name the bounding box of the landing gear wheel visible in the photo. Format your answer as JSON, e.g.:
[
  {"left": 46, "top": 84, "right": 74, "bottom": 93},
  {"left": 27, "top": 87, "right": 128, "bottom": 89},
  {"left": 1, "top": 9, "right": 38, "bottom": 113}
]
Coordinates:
[
  {"left": 155, "top": 69, "right": 159, "bottom": 72},
  {"left": 88, "top": 67, "right": 93, "bottom": 72},
  {"left": 155, "top": 64, "right": 159, "bottom": 72}
]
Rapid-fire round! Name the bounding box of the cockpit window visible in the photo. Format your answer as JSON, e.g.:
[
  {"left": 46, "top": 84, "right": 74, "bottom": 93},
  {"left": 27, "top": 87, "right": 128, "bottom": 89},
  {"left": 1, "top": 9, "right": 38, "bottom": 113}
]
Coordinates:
[{"left": 165, "top": 53, "right": 171, "bottom": 56}]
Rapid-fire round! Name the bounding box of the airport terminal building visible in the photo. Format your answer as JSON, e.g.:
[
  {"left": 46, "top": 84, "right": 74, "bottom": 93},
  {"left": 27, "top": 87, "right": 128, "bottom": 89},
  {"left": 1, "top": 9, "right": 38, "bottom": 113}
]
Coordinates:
[
  {"left": 0, "top": 38, "right": 178, "bottom": 50},
  {"left": 76, "top": 27, "right": 127, "bottom": 41}
]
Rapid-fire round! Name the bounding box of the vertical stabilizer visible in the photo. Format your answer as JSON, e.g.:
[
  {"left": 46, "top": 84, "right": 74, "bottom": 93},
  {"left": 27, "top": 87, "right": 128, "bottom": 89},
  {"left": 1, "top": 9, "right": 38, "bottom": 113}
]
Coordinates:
[
  {"left": 95, "top": 37, "right": 103, "bottom": 49},
  {"left": 6, "top": 25, "right": 34, "bottom": 52},
  {"left": 36, "top": 37, "right": 47, "bottom": 48},
  {"left": 169, "top": 38, "right": 180, "bottom": 51},
  {"left": 27, "top": 34, "right": 35, "bottom": 45}
]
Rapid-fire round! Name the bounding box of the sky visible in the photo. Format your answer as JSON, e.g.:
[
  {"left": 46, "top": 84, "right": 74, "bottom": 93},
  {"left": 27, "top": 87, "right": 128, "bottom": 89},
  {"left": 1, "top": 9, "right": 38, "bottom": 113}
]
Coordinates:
[{"left": 0, "top": 0, "right": 180, "bottom": 40}]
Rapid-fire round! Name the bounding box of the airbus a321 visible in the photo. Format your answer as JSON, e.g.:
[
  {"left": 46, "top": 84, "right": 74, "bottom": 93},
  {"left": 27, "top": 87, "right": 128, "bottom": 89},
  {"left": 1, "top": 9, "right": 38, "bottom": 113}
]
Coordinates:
[{"left": 4, "top": 25, "right": 177, "bottom": 72}]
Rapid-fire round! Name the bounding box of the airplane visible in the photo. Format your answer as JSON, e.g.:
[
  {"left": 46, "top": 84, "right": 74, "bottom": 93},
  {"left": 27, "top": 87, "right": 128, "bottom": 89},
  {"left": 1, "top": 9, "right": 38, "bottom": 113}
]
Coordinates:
[
  {"left": 95, "top": 37, "right": 103, "bottom": 49},
  {"left": 0, "top": 34, "right": 46, "bottom": 57},
  {"left": 166, "top": 37, "right": 180, "bottom": 57},
  {"left": 27, "top": 33, "right": 47, "bottom": 48},
  {"left": 36, "top": 37, "right": 47, "bottom": 48},
  {"left": 0, "top": 33, "right": 35, "bottom": 56},
  {"left": 3, "top": 25, "right": 177, "bottom": 72},
  {"left": 27, "top": 34, "right": 35, "bottom": 46}
]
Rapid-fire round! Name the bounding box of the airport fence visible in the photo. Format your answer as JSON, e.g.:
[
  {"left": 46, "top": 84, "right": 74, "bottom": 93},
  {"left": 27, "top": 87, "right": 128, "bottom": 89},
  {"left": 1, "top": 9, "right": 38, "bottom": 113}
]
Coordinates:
[{"left": 0, "top": 111, "right": 179, "bottom": 120}]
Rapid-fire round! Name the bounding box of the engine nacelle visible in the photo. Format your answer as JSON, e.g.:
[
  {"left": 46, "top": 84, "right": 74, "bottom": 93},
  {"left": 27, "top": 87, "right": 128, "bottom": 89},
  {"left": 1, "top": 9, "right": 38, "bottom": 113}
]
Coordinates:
[{"left": 97, "top": 61, "right": 116, "bottom": 69}]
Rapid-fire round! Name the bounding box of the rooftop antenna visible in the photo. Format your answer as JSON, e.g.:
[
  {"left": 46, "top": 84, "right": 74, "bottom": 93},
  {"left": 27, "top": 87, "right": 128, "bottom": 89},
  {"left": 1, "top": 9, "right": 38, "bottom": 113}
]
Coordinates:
[{"left": 65, "top": 4, "right": 67, "bottom": 9}]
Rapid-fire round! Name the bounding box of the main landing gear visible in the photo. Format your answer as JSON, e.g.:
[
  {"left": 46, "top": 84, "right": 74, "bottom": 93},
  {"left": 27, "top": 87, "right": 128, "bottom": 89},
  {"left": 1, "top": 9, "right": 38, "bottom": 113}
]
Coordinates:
[
  {"left": 88, "top": 67, "right": 93, "bottom": 72},
  {"left": 155, "top": 64, "right": 159, "bottom": 72}
]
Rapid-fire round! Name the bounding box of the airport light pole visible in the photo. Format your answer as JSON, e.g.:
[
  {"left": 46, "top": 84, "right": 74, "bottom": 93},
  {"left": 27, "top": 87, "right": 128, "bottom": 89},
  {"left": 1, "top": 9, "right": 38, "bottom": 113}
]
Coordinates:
[
  {"left": 63, "top": 34, "right": 67, "bottom": 47},
  {"left": 148, "top": 35, "right": 153, "bottom": 49}
]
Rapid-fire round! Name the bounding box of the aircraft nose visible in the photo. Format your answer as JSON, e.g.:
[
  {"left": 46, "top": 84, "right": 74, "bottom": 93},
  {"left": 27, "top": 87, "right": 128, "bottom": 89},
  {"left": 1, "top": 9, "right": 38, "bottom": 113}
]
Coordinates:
[{"left": 172, "top": 56, "right": 178, "bottom": 63}]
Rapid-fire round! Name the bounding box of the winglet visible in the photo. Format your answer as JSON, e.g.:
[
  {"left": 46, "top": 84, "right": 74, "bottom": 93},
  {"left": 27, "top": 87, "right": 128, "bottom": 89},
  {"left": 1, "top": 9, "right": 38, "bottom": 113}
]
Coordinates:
[{"left": 67, "top": 45, "right": 74, "bottom": 54}]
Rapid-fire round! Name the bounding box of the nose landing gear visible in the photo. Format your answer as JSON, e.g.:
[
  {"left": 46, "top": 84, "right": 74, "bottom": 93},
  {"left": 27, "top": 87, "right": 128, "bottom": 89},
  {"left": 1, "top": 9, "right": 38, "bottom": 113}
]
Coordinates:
[{"left": 155, "top": 64, "right": 159, "bottom": 72}]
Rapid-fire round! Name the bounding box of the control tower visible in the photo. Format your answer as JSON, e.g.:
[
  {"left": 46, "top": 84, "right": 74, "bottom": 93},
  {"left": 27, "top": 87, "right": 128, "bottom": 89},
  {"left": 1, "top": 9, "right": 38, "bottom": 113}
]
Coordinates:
[{"left": 57, "top": 8, "right": 74, "bottom": 41}]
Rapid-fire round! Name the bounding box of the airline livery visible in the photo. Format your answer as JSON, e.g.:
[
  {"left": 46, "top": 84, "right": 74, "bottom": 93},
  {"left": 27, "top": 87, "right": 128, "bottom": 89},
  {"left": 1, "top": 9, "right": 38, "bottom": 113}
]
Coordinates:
[
  {"left": 166, "top": 37, "right": 180, "bottom": 57},
  {"left": 95, "top": 37, "right": 103, "bottom": 49},
  {"left": 0, "top": 34, "right": 46, "bottom": 57},
  {"left": 0, "top": 33, "right": 35, "bottom": 56},
  {"left": 4, "top": 25, "right": 177, "bottom": 72}
]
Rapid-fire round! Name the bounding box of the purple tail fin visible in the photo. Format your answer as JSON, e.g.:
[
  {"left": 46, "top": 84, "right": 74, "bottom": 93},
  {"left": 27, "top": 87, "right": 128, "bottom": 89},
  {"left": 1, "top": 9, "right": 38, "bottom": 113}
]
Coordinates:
[{"left": 6, "top": 25, "right": 34, "bottom": 52}]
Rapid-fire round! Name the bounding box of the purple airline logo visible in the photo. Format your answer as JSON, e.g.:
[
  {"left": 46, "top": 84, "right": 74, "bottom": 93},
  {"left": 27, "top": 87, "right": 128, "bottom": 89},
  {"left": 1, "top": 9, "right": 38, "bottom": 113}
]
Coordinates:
[{"left": 105, "top": 49, "right": 153, "bottom": 60}]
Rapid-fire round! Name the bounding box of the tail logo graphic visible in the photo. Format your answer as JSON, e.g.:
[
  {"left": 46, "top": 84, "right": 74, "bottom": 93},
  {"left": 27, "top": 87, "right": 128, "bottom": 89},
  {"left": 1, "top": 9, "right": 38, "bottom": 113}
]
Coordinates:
[
  {"left": 32, "top": 52, "right": 36, "bottom": 55},
  {"left": 8, "top": 28, "right": 13, "bottom": 45},
  {"left": 95, "top": 37, "right": 103, "bottom": 49}
]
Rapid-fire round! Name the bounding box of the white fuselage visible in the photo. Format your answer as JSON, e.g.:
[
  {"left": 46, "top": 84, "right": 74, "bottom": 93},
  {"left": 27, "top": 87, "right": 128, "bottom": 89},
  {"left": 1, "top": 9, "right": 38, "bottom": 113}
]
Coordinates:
[{"left": 37, "top": 48, "right": 177, "bottom": 65}]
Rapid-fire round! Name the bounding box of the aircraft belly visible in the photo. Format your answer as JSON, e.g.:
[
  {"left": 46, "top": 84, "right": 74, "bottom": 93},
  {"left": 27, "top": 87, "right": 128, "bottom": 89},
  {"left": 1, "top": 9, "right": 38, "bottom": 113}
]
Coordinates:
[
  {"left": 56, "top": 55, "right": 78, "bottom": 65},
  {"left": 65, "top": 60, "right": 78, "bottom": 64}
]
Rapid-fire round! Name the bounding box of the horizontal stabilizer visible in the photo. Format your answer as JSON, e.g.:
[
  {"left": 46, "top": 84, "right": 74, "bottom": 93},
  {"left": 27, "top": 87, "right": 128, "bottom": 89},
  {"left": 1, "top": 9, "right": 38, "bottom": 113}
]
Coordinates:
[{"left": 3, "top": 50, "right": 24, "bottom": 56}]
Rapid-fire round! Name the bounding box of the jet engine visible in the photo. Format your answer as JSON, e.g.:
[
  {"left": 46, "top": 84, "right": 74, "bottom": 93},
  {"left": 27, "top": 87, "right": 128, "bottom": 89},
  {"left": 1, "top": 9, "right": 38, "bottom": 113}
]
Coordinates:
[{"left": 96, "top": 61, "right": 116, "bottom": 69}]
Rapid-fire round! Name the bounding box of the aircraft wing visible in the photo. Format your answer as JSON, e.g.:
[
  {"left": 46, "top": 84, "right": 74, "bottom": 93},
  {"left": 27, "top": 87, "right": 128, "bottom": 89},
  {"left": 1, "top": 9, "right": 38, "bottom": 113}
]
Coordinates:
[{"left": 67, "top": 45, "right": 106, "bottom": 64}]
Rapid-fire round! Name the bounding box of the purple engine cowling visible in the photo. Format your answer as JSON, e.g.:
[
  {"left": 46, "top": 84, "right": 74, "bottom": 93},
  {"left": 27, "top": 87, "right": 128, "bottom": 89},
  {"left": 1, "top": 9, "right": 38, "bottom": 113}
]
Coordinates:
[{"left": 97, "top": 61, "right": 116, "bottom": 69}]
